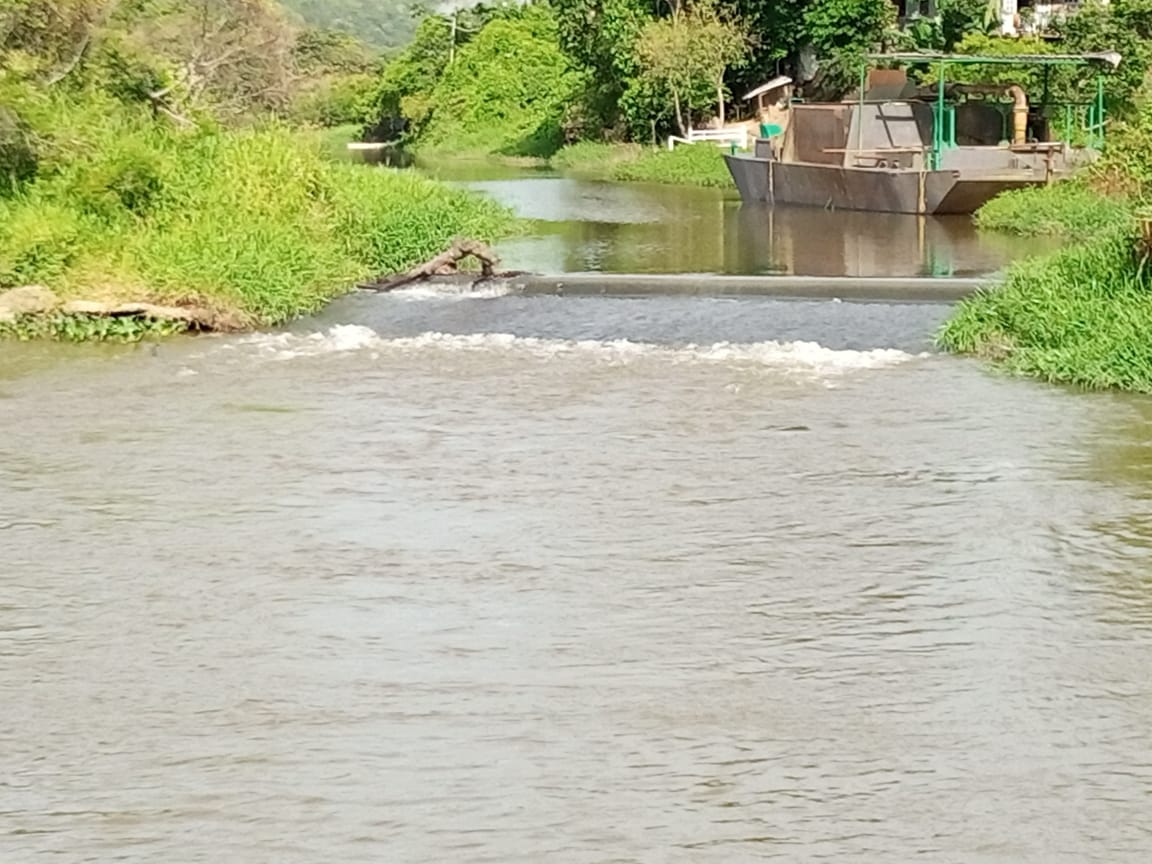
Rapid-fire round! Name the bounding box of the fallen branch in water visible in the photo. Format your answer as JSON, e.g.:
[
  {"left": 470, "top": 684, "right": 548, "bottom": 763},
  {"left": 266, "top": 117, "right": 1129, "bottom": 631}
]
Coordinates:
[{"left": 359, "top": 238, "right": 526, "bottom": 292}]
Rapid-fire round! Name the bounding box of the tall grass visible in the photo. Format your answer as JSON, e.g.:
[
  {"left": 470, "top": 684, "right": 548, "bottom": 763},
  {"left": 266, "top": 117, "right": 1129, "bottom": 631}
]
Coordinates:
[
  {"left": 946, "top": 106, "right": 1152, "bottom": 392},
  {"left": 550, "top": 141, "right": 733, "bottom": 188},
  {"left": 939, "top": 228, "right": 1152, "bottom": 392},
  {"left": 0, "top": 99, "right": 515, "bottom": 326}
]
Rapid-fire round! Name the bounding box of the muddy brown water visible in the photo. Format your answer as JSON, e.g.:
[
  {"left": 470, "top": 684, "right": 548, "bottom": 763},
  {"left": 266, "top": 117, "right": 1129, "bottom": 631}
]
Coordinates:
[{"left": 2, "top": 180, "right": 1151, "bottom": 863}]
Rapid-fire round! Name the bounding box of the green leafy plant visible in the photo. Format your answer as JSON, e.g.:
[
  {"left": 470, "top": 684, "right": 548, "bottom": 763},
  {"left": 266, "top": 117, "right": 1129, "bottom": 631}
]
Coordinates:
[
  {"left": 975, "top": 182, "right": 1132, "bottom": 236},
  {"left": 0, "top": 312, "right": 190, "bottom": 342}
]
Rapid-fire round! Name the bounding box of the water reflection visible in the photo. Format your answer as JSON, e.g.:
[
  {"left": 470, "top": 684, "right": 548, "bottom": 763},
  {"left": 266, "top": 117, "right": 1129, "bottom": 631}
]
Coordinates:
[{"left": 424, "top": 169, "right": 1061, "bottom": 278}]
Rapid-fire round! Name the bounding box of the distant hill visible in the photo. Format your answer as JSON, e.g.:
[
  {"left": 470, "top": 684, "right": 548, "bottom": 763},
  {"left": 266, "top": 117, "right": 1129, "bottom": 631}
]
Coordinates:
[{"left": 280, "top": 0, "right": 419, "bottom": 49}]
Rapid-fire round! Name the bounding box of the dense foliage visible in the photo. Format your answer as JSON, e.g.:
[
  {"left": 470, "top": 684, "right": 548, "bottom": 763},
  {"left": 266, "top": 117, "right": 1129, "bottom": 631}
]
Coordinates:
[
  {"left": 417, "top": 5, "right": 582, "bottom": 156},
  {"left": 372, "top": 0, "right": 1139, "bottom": 151}
]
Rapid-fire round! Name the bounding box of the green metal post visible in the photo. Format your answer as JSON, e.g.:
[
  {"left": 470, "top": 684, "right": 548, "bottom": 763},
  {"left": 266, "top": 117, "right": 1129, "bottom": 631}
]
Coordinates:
[
  {"left": 1095, "top": 74, "right": 1106, "bottom": 148},
  {"left": 933, "top": 62, "right": 946, "bottom": 170},
  {"left": 858, "top": 62, "right": 866, "bottom": 153}
]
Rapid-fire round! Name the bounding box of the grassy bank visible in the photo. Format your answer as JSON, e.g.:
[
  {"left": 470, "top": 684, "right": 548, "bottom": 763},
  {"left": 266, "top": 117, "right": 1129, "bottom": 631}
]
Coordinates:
[
  {"left": 549, "top": 142, "right": 733, "bottom": 188},
  {"left": 973, "top": 181, "right": 1132, "bottom": 237},
  {"left": 939, "top": 227, "right": 1152, "bottom": 391},
  {"left": 937, "top": 107, "right": 1152, "bottom": 393},
  {"left": 0, "top": 98, "right": 515, "bottom": 335}
]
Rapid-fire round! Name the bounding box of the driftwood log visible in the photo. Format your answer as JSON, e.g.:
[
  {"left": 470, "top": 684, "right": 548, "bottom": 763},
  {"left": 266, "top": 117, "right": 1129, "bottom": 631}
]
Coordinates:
[{"left": 359, "top": 238, "right": 523, "bottom": 292}]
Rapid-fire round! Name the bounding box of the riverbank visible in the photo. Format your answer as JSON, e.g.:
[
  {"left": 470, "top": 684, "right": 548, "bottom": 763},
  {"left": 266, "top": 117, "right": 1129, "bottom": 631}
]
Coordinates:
[
  {"left": 549, "top": 142, "right": 733, "bottom": 188},
  {"left": 408, "top": 141, "right": 734, "bottom": 189},
  {"left": 0, "top": 104, "right": 516, "bottom": 342},
  {"left": 939, "top": 131, "right": 1152, "bottom": 392},
  {"left": 939, "top": 219, "right": 1152, "bottom": 392}
]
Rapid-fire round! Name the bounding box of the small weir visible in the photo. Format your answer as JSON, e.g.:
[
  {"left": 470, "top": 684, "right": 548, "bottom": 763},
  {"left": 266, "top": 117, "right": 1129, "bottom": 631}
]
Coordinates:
[{"left": 386, "top": 271, "right": 993, "bottom": 303}]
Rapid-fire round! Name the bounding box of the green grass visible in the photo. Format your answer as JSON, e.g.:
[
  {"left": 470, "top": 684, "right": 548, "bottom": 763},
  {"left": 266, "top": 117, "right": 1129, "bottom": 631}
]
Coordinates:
[
  {"left": 548, "top": 142, "right": 643, "bottom": 179},
  {"left": 0, "top": 98, "right": 516, "bottom": 331},
  {"left": 550, "top": 141, "right": 733, "bottom": 188},
  {"left": 938, "top": 228, "right": 1152, "bottom": 392},
  {"left": 946, "top": 136, "right": 1152, "bottom": 391},
  {"left": 613, "top": 143, "right": 733, "bottom": 188},
  {"left": 974, "top": 181, "right": 1133, "bottom": 237}
]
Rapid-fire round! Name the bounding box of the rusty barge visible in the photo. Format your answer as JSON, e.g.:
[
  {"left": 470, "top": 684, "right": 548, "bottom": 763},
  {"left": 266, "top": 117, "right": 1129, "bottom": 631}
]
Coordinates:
[{"left": 725, "top": 51, "right": 1120, "bottom": 215}]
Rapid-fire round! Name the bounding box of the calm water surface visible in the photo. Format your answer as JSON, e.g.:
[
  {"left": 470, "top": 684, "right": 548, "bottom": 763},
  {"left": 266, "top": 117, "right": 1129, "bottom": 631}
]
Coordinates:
[
  {"left": 3, "top": 287, "right": 1152, "bottom": 863},
  {"left": 418, "top": 163, "right": 1061, "bottom": 277}
]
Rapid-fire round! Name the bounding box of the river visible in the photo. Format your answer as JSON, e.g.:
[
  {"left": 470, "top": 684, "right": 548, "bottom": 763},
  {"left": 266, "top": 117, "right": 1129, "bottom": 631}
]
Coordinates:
[
  {"left": 2, "top": 179, "right": 1152, "bottom": 863},
  {"left": 417, "top": 162, "right": 1063, "bottom": 277}
]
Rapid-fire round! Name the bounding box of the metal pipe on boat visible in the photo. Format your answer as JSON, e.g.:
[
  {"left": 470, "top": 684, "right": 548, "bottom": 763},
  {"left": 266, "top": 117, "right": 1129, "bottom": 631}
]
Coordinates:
[{"left": 1007, "top": 85, "right": 1028, "bottom": 145}]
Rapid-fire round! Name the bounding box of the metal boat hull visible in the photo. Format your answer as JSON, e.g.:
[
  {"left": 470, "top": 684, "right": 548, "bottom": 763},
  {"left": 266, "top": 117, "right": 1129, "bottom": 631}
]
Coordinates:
[{"left": 724, "top": 154, "right": 1038, "bottom": 215}]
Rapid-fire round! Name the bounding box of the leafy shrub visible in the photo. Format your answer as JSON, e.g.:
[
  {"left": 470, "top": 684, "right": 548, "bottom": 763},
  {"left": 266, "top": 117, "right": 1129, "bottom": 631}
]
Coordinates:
[
  {"left": 0, "top": 106, "right": 38, "bottom": 197},
  {"left": 0, "top": 313, "right": 189, "bottom": 342},
  {"left": 975, "top": 182, "right": 1132, "bottom": 236}
]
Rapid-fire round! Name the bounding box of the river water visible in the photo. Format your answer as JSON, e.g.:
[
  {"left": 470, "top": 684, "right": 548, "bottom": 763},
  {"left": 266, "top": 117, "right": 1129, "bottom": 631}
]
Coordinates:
[
  {"left": 418, "top": 164, "right": 1062, "bottom": 277},
  {"left": 3, "top": 182, "right": 1152, "bottom": 863}
]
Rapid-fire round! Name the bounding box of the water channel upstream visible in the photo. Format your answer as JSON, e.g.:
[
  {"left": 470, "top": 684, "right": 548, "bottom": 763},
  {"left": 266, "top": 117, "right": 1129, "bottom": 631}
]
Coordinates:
[{"left": 3, "top": 170, "right": 1152, "bottom": 863}]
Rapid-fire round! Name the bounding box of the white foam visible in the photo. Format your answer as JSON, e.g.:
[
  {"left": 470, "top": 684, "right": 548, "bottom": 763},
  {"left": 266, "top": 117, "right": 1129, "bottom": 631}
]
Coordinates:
[
  {"left": 232, "top": 326, "right": 918, "bottom": 373},
  {"left": 236, "top": 324, "right": 379, "bottom": 357},
  {"left": 388, "top": 281, "right": 514, "bottom": 300}
]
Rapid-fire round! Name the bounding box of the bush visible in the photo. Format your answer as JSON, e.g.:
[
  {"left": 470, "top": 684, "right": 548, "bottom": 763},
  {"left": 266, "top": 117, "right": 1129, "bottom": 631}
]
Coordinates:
[
  {"left": 0, "top": 106, "right": 38, "bottom": 197},
  {"left": 975, "top": 182, "right": 1132, "bottom": 236},
  {"left": 0, "top": 199, "right": 85, "bottom": 288},
  {"left": 292, "top": 73, "right": 379, "bottom": 127}
]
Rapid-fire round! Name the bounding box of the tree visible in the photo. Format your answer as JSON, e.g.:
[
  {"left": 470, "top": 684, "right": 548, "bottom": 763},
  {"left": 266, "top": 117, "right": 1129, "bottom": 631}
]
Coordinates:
[
  {"left": 801, "top": 0, "right": 894, "bottom": 96},
  {"left": 1058, "top": 0, "right": 1152, "bottom": 116},
  {"left": 418, "top": 4, "right": 583, "bottom": 156},
  {"left": 552, "top": 0, "right": 652, "bottom": 133},
  {"left": 1, "top": 0, "right": 119, "bottom": 81},
  {"left": 634, "top": 0, "right": 750, "bottom": 134}
]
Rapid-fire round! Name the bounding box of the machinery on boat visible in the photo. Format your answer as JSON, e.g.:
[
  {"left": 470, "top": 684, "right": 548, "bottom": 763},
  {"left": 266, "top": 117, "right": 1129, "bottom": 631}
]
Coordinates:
[{"left": 724, "top": 51, "right": 1121, "bottom": 215}]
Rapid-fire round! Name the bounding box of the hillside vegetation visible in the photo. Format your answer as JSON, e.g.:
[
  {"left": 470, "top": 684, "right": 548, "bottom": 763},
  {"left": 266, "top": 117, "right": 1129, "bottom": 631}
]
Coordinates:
[{"left": 280, "top": 0, "right": 418, "bottom": 49}]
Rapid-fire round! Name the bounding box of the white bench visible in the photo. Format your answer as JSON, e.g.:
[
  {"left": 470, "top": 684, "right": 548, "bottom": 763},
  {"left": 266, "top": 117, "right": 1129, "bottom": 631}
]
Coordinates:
[{"left": 667, "top": 127, "right": 748, "bottom": 150}]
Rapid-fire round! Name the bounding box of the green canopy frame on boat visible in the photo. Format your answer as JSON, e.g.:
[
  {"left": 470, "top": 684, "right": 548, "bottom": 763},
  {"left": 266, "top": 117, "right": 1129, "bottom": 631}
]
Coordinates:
[{"left": 860, "top": 50, "right": 1123, "bottom": 169}]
